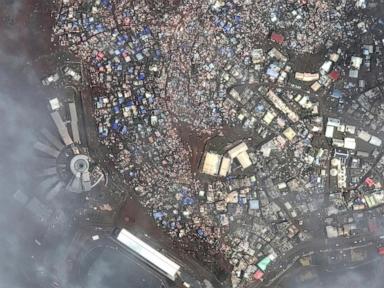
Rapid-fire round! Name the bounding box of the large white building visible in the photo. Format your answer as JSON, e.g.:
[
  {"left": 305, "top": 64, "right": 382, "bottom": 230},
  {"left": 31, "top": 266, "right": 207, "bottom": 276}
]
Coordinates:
[
  {"left": 116, "top": 229, "right": 181, "bottom": 281},
  {"left": 202, "top": 152, "right": 222, "bottom": 176},
  {"left": 228, "top": 142, "right": 252, "bottom": 169}
]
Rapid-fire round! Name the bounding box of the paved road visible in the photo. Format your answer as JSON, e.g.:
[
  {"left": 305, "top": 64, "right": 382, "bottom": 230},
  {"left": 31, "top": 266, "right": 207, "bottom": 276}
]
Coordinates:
[{"left": 251, "top": 233, "right": 379, "bottom": 288}]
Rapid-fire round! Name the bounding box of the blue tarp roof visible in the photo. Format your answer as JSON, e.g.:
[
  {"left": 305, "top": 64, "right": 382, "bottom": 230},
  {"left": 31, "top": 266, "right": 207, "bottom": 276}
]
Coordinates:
[
  {"left": 266, "top": 67, "right": 279, "bottom": 78},
  {"left": 143, "top": 26, "right": 151, "bottom": 34},
  {"left": 255, "top": 104, "right": 265, "bottom": 112},
  {"left": 111, "top": 121, "right": 121, "bottom": 130},
  {"left": 182, "top": 197, "right": 194, "bottom": 206},
  {"left": 120, "top": 126, "right": 128, "bottom": 135},
  {"left": 196, "top": 228, "right": 205, "bottom": 237},
  {"left": 153, "top": 211, "right": 164, "bottom": 220},
  {"left": 125, "top": 100, "right": 133, "bottom": 107},
  {"left": 113, "top": 105, "right": 120, "bottom": 113},
  {"left": 138, "top": 72, "right": 145, "bottom": 80},
  {"left": 249, "top": 200, "right": 260, "bottom": 210},
  {"left": 331, "top": 89, "right": 343, "bottom": 99},
  {"left": 98, "top": 127, "right": 108, "bottom": 138}
]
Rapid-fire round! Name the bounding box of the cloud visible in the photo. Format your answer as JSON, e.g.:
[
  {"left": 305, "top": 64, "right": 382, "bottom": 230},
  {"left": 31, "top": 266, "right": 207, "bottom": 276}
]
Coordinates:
[
  {"left": 0, "top": 2, "right": 63, "bottom": 288},
  {"left": 285, "top": 260, "right": 384, "bottom": 288}
]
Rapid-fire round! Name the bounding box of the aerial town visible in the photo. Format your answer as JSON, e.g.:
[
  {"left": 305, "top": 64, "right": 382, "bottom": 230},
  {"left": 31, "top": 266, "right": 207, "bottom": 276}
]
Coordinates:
[{"left": 2, "top": 0, "right": 384, "bottom": 288}]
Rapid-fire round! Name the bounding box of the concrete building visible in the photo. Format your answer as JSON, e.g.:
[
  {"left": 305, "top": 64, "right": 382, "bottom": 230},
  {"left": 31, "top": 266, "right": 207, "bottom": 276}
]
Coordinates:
[
  {"left": 51, "top": 111, "right": 74, "bottom": 146},
  {"left": 69, "top": 102, "right": 81, "bottom": 144},
  {"left": 266, "top": 90, "right": 299, "bottom": 122},
  {"left": 49, "top": 97, "right": 60, "bottom": 111},
  {"left": 283, "top": 127, "right": 296, "bottom": 141},
  {"left": 202, "top": 152, "right": 222, "bottom": 176},
  {"left": 219, "top": 157, "right": 231, "bottom": 177},
  {"left": 344, "top": 137, "right": 356, "bottom": 150},
  {"left": 295, "top": 72, "right": 320, "bottom": 82},
  {"left": 326, "top": 225, "right": 338, "bottom": 238},
  {"left": 228, "top": 142, "right": 248, "bottom": 159},
  {"left": 228, "top": 142, "right": 252, "bottom": 170},
  {"left": 369, "top": 136, "right": 382, "bottom": 147},
  {"left": 236, "top": 151, "right": 252, "bottom": 169}
]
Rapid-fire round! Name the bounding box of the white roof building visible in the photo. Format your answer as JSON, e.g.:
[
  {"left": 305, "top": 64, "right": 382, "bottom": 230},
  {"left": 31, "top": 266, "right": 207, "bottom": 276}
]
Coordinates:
[
  {"left": 229, "top": 88, "right": 241, "bottom": 102},
  {"left": 237, "top": 151, "right": 252, "bottom": 169},
  {"left": 228, "top": 142, "right": 248, "bottom": 159},
  {"left": 219, "top": 157, "right": 231, "bottom": 177},
  {"left": 345, "top": 125, "right": 356, "bottom": 134},
  {"left": 50, "top": 111, "right": 74, "bottom": 146},
  {"left": 49, "top": 98, "right": 60, "bottom": 111},
  {"left": 325, "top": 125, "right": 335, "bottom": 138},
  {"left": 69, "top": 102, "right": 81, "bottom": 144},
  {"left": 92, "top": 235, "right": 100, "bottom": 241},
  {"left": 357, "top": 130, "right": 371, "bottom": 142},
  {"left": 349, "top": 69, "right": 359, "bottom": 78},
  {"left": 344, "top": 137, "right": 356, "bottom": 150},
  {"left": 311, "top": 81, "right": 321, "bottom": 91},
  {"left": 268, "top": 48, "right": 288, "bottom": 62},
  {"left": 295, "top": 72, "right": 320, "bottom": 82},
  {"left": 278, "top": 183, "right": 287, "bottom": 190},
  {"left": 283, "top": 127, "right": 296, "bottom": 141},
  {"left": 330, "top": 53, "right": 340, "bottom": 62},
  {"left": 337, "top": 125, "right": 346, "bottom": 133},
  {"left": 202, "top": 152, "right": 222, "bottom": 176},
  {"left": 369, "top": 136, "right": 382, "bottom": 147},
  {"left": 117, "top": 229, "right": 180, "bottom": 281},
  {"left": 351, "top": 56, "right": 363, "bottom": 70},
  {"left": 266, "top": 90, "right": 299, "bottom": 122},
  {"left": 320, "top": 60, "right": 333, "bottom": 74},
  {"left": 327, "top": 118, "right": 341, "bottom": 127},
  {"left": 228, "top": 142, "right": 252, "bottom": 170},
  {"left": 332, "top": 139, "right": 344, "bottom": 147},
  {"left": 337, "top": 165, "right": 347, "bottom": 189},
  {"left": 263, "top": 111, "right": 276, "bottom": 124}
]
